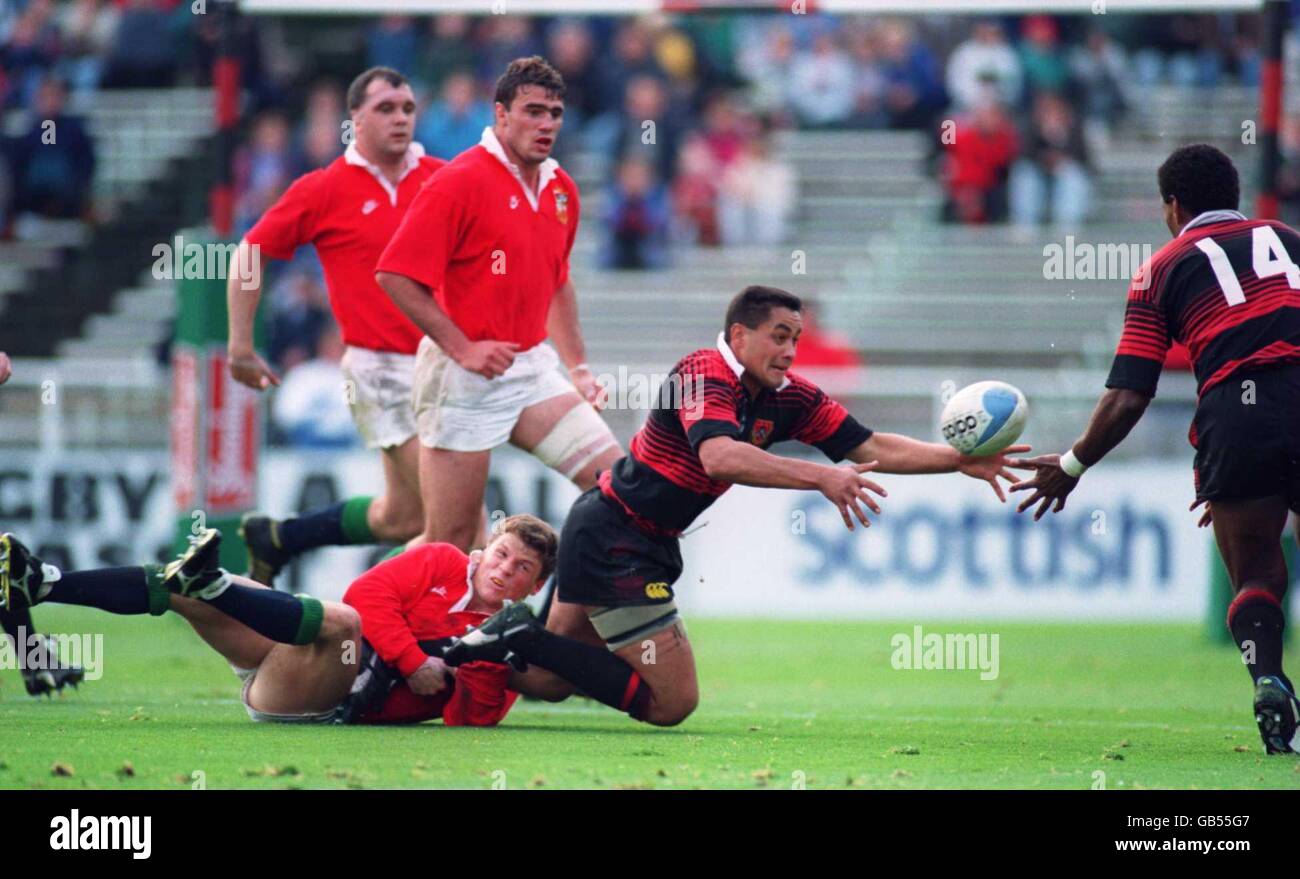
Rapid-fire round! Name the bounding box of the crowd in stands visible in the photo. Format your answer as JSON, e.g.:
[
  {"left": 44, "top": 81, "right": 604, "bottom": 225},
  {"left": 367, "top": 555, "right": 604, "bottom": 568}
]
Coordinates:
[{"left": 0, "top": 4, "right": 1289, "bottom": 442}]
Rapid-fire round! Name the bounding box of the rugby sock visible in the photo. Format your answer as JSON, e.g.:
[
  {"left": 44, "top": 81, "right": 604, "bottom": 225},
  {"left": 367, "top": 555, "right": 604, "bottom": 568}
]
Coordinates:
[
  {"left": 277, "top": 496, "right": 375, "bottom": 553},
  {"left": 203, "top": 584, "right": 324, "bottom": 646},
  {"left": 1227, "top": 588, "right": 1291, "bottom": 690},
  {"left": 509, "top": 628, "right": 652, "bottom": 719},
  {"left": 45, "top": 566, "right": 170, "bottom": 616}
]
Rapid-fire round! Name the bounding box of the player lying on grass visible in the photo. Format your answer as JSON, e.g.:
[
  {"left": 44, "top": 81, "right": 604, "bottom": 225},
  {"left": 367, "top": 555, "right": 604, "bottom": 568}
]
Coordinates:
[
  {"left": 0, "top": 350, "right": 84, "bottom": 697},
  {"left": 1009, "top": 144, "right": 1300, "bottom": 755},
  {"left": 0, "top": 514, "right": 556, "bottom": 724},
  {"left": 442, "top": 285, "right": 1026, "bottom": 726},
  {"left": 227, "top": 66, "right": 454, "bottom": 586}
]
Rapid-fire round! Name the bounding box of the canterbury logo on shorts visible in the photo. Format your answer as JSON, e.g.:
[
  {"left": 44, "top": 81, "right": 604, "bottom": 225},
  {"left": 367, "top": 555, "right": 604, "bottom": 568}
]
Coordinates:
[{"left": 644, "top": 582, "right": 672, "bottom": 600}]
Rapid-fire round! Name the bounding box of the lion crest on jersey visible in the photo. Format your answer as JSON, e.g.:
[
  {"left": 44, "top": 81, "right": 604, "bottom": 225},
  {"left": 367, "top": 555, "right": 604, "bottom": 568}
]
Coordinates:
[
  {"left": 750, "top": 418, "right": 774, "bottom": 446},
  {"left": 554, "top": 189, "right": 569, "bottom": 224}
]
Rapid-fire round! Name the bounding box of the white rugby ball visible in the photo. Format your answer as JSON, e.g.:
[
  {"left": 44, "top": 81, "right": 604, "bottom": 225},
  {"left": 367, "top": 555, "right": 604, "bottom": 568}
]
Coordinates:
[{"left": 939, "top": 381, "right": 1028, "bottom": 457}]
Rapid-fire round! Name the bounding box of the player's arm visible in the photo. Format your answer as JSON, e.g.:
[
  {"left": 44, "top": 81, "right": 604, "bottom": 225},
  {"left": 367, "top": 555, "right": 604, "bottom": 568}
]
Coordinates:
[
  {"left": 1008, "top": 388, "right": 1151, "bottom": 519},
  {"left": 0, "top": 351, "right": 11, "bottom": 385},
  {"left": 844, "top": 433, "right": 1026, "bottom": 502},
  {"left": 343, "top": 551, "right": 453, "bottom": 695},
  {"left": 225, "top": 238, "right": 281, "bottom": 390},
  {"left": 547, "top": 278, "right": 602, "bottom": 408},
  {"left": 1010, "top": 262, "right": 1166, "bottom": 519},
  {"left": 698, "top": 435, "right": 886, "bottom": 530}
]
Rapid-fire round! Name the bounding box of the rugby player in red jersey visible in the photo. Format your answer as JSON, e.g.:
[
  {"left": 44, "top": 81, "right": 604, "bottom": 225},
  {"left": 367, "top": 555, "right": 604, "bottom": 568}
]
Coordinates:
[
  {"left": 443, "top": 286, "right": 1026, "bottom": 726},
  {"left": 1010, "top": 144, "right": 1300, "bottom": 754},
  {"left": 376, "top": 57, "right": 621, "bottom": 554},
  {"left": 225, "top": 67, "right": 449, "bottom": 586},
  {"left": 0, "top": 514, "right": 555, "bottom": 725}
]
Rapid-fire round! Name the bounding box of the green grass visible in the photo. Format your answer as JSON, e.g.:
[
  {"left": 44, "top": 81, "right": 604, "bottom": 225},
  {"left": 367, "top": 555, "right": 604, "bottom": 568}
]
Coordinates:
[{"left": 1, "top": 607, "right": 1297, "bottom": 789}]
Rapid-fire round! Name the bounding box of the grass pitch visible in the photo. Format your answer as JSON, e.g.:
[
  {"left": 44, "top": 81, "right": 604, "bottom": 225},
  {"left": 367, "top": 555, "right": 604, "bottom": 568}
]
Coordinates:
[{"left": 1, "top": 607, "right": 1296, "bottom": 790}]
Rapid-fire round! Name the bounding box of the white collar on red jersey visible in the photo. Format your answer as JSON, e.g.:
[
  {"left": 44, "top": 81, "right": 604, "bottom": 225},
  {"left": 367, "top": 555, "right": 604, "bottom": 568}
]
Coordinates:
[
  {"left": 716, "top": 331, "right": 790, "bottom": 392},
  {"left": 448, "top": 549, "right": 482, "bottom": 613},
  {"left": 478, "top": 126, "right": 560, "bottom": 212},
  {"left": 1178, "top": 209, "right": 1247, "bottom": 237},
  {"left": 344, "top": 140, "right": 426, "bottom": 207}
]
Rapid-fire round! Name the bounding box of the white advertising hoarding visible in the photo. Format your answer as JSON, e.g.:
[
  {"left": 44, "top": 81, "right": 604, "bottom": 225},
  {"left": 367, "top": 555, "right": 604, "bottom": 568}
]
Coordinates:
[{"left": 0, "top": 449, "right": 1211, "bottom": 619}]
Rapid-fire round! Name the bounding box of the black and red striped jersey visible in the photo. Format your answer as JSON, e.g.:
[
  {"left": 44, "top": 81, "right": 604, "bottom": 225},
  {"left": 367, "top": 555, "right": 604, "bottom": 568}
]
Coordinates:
[
  {"left": 600, "top": 335, "right": 873, "bottom": 535},
  {"left": 1106, "top": 210, "right": 1300, "bottom": 398}
]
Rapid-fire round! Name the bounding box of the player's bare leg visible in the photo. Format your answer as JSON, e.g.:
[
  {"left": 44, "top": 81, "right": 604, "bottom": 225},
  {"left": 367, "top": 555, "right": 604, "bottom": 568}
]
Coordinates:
[
  {"left": 244, "top": 603, "right": 362, "bottom": 715},
  {"left": 169, "top": 577, "right": 277, "bottom": 671},
  {"left": 610, "top": 619, "right": 699, "bottom": 726},
  {"left": 511, "top": 392, "right": 622, "bottom": 491},
  {"left": 508, "top": 597, "right": 602, "bottom": 700},
  {"left": 367, "top": 437, "right": 425, "bottom": 541},
  {"left": 418, "top": 445, "right": 492, "bottom": 552},
  {"left": 1211, "top": 494, "right": 1299, "bottom": 752}
]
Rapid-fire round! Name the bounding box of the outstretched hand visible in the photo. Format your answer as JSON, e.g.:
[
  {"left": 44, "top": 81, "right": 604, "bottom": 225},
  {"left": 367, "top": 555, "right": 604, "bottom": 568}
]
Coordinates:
[
  {"left": 819, "top": 460, "right": 888, "bottom": 531},
  {"left": 1189, "top": 497, "right": 1212, "bottom": 528},
  {"left": 1006, "top": 453, "right": 1078, "bottom": 520},
  {"left": 957, "top": 444, "right": 1030, "bottom": 502}
]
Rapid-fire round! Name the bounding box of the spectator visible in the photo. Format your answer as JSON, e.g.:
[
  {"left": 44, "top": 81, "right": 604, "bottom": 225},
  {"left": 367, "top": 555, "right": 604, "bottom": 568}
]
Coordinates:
[
  {"left": 1009, "top": 92, "right": 1092, "bottom": 228},
  {"left": 1, "top": 0, "right": 61, "bottom": 108},
  {"left": 700, "top": 92, "right": 745, "bottom": 169},
  {"left": 294, "top": 80, "right": 344, "bottom": 172},
  {"left": 736, "top": 23, "right": 795, "bottom": 120},
  {"left": 7, "top": 75, "right": 96, "bottom": 220},
  {"left": 718, "top": 117, "right": 795, "bottom": 246},
  {"left": 413, "top": 14, "right": 475, "bottom": 91},
  {"left": 1068, "top": 28, "right": 1129, "bottom": 150},
  {"left": 234, "top": 110, "right": 294, "bottom": 234},
  {"left": 940, "top": 98, "right": 1018, "bottom": 224},
  {"left": 55, "top": 0, "right": 117, "bottom": 95},
  {"left": 267, "top": 266, "right": 329, "bottom": 371},
  {"left": 1017, "top": 16, "right": 1070, "bottom": 102},
  {"left": 610, "top": 74, "right": 681, "bottom": 186},
  {"left": 366, "top": 15, "right": 418, "bottom": 75},
  {"left": 416, "top": 71, "right": 492, "bottom": 161},
  {"left": 671, "top": 133, "right": 720, "bottom": 247},
  {"left": 475, "top": 16, "right": 542, "bottom": 85},
  {"left": 946, "top": 19, "right": 1022, "bottom": 111},
  {"left": 793, "top": 302, "right": 863, "bottom": 370},
  {"left": 602, "top": 156, "right": 670, "bottom": 270},
  {"left": 788, "top": 32, "right": 856, "bottom": 129},
  {"left": 846, "top": 22, "right": 887, "bottom": 129},
  {"left": 102, "top": 0, "right": 179, "bottom": 89},
  {"left": 876, "top": 18, "right": 946, "bottom": 130},
  {"left": 271, "top": 328, "right": 358, "bottom": 449},
  {"left": 546, "top": 19, "right": 600, "bottom": 132},
  {"left": 594, "top": 18, "right": 664, "bottom": 118}
]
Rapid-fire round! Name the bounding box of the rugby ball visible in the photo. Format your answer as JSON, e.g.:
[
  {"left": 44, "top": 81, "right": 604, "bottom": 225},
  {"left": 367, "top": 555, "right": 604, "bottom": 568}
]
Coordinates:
[{"left": 939, "top": 381, "right": 1028, "bottom": 457}]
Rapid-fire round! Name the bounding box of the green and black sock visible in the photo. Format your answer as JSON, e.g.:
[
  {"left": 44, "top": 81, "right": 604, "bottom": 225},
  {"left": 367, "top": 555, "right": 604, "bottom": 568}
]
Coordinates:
[{"left": 277, "top": 496, "right": 375, "bottom": 553}]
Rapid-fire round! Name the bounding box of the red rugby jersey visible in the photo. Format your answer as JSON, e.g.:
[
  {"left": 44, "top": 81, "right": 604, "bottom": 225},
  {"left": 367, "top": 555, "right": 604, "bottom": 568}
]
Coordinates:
[
  {"left": 245, "top": 143, "right": 444, "bottom": 355},
  {"left": 601, "top": 335, "right": 873, "bottom": 535},
  {"left": 1106, "top": 211, "right": 1300, "bottom": 400},
  {"left": 375, "top": 128, "right": 580, "bottom": 350},
  {"left": 342, "top": 543, "right": 518, "bottom": 727}
]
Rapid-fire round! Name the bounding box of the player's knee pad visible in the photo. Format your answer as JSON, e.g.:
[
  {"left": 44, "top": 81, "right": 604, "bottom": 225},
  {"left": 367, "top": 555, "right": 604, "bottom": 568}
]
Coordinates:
[{"left": 531, "top": 401, "right": 619, "bottom": 480}]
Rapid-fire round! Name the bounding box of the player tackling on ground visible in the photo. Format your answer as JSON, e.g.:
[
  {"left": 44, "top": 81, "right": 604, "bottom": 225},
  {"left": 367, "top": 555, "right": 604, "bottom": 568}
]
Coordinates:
[
  {"left": 444, "top": 286, "right": 1025, "bottom": 725},
  {"left": 0, "top": 514, "right": 555, "bottom": 725},
  {"left": 227, "top": 67, "right": 445, "bottom": 585},
  {"left": 1010, "top": 144, "right": 1300, "bottom": 754},
  {"left": 376, "top": 56, "right": 621, "bottom": 554}
]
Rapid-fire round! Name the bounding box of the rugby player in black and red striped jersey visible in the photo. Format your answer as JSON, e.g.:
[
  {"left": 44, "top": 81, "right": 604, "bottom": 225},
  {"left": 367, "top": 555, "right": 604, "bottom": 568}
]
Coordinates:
[
  {"left": 1010, "top": 144, "right": 1300, "bottom": 754},
  {"left": 444, "top": 286, "right": 1026, "bottom": 726}
]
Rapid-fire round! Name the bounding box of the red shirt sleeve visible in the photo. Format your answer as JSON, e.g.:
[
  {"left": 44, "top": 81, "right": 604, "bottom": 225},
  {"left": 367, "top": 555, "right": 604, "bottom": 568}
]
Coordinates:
[
  {"left": 344, "top": 546, "right": 444, "bottom": 678},
  {"left": 1105, "top": 253, "right": 1170, "bottom": 396},
  {"left": 244, "top": 169, "right": 326, "bottom": 260},
  {"left": 441, "top": 662, "right": 519, "bottom": 727},
  {"left": 375, "top": 170, "right": 468, "bottom": 293}
]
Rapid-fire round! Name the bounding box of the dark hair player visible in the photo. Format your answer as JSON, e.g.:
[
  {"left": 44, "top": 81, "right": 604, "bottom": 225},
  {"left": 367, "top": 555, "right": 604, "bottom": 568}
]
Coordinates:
[
  {"left": 1011, "top": 143, "right": 1300, "bottom": 754},
  {"left": 444, "top": 286, "right": 1026, "bottom": 727}
]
